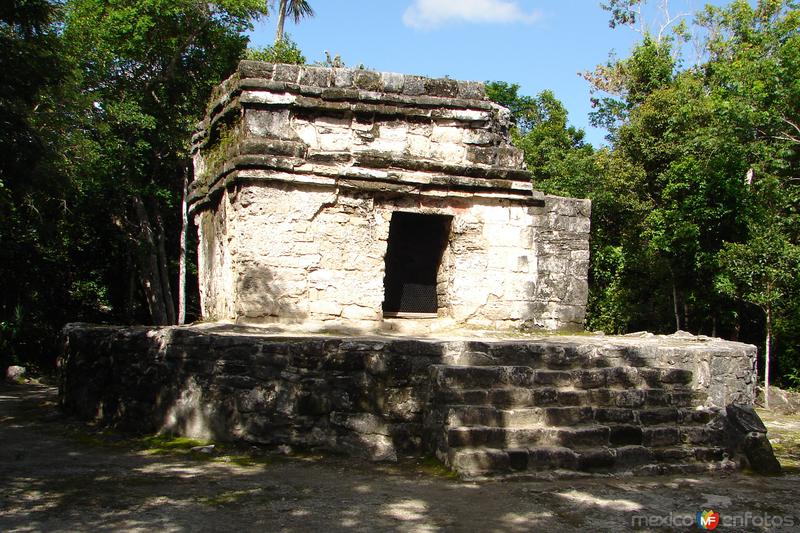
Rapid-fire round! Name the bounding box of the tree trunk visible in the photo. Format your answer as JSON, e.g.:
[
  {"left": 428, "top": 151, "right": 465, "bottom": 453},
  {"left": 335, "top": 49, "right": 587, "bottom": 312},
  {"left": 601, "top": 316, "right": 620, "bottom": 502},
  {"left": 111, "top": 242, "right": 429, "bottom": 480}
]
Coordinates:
[
  {"left": 765, "top": 306, "right": 772, "bottom": 409},
  {"left": 671, "top": 276, "right": 680, "bottom": 331},
  {"left": 132, "top": 195, "right": 169, "bottom": 325},
  {"left": 274, "top": 0, "right": 287, "bottom": 43},
  {"left": 127, "top": 250, "right": 136, "bottom": 321},
  {"left": 152, "top": 202, "right": 176, "bottom": 324},
  {"left": 178, "top": 168, "right": 188, "bottom": 325},
  {"left": 683, "top": 301, "right": 689, "bottom": 333}
]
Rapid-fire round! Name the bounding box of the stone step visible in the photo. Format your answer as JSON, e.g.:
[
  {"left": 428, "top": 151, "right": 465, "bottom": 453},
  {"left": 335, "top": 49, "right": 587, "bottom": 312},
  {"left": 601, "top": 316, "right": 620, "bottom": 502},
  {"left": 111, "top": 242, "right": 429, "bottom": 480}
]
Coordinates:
[
  {"left": 430, "top": 365, "right": 535, "bottom": 389},
  {"left": 441, "top": 404, "right": 719, "bottom": 431},
  {"left": 445, "top": 405, "right": 594, "bottom": 427},
  {"left": 445, "top": 424, "right": 722, "bottom": 454},
  {"left": 446, "top": 445, "right": 729, "bottom": 478},
  {"left": 451, "top": 341, "right": 662, "bottom": 370},
  {"left": 431, "top": 365, "right": 693, "bottom": 392},
  {"left": 434, "top": 386, "right": 701, "bottom": 409},
  {"left": 447, "top": 425, "right": 612, "bottom": 449}
]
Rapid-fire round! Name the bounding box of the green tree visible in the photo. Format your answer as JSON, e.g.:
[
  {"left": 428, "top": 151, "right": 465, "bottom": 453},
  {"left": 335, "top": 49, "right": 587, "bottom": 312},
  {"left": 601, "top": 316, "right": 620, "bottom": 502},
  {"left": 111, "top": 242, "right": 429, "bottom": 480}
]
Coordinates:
[
  {"left": 584, "top": 0, "right": 800, "bottom": 387},
  {"left": 0, "top": 0, "right": 69, "bottom": 371},
  {"left": 246, "top": 35, "right": 306, "bottom": 64},
  {"left": 583, "top": 35, "right": 676, "bottom": 139},
  {"left": 58, "top": 0, "right": 267, "bottom": 326},
  {"left": 1, "top": 0, "right": 269, "bottom": 373},
  {"left": 717, "top": 223, "right": 800, "bottom": 407}
]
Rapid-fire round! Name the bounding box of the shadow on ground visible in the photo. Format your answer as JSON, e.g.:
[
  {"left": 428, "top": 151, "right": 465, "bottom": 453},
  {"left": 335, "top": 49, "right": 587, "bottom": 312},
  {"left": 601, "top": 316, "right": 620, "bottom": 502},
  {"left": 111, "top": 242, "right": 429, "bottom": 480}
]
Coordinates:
[{"left": 1, "top": 382, "right": 799, "bottom": 532}]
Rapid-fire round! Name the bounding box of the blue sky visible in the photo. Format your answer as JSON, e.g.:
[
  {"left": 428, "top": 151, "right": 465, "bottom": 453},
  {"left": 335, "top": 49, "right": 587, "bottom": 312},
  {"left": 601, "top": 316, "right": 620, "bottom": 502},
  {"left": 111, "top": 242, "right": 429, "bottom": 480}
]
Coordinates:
[{"left": 248, "top": 1, "right": 735, "bottom": 147}]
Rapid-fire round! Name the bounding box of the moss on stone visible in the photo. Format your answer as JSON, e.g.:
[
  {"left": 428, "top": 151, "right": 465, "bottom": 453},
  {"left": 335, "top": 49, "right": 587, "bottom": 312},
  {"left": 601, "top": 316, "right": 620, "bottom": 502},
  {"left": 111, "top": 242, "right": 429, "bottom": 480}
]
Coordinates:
[
  {"left": 415, "top": 456, "right": 459, "bottom": 480},
  {"left": 200, "top": 119, "right": 241, "bottom": 184}
]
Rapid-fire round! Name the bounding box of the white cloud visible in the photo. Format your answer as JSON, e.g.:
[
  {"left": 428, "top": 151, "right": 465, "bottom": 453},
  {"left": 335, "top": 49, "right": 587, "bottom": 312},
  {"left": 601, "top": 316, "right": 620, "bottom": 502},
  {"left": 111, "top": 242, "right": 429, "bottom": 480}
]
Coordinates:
[{"left": 403, "top": 0, "right": 542, "bottom": 30}]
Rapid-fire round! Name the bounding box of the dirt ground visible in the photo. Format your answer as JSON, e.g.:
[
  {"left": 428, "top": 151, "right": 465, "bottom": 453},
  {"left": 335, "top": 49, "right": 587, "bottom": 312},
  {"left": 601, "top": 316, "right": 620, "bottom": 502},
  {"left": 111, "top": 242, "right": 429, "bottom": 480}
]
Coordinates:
[{"left": 1, "top": 382, "right": 799, "bottom": 532}]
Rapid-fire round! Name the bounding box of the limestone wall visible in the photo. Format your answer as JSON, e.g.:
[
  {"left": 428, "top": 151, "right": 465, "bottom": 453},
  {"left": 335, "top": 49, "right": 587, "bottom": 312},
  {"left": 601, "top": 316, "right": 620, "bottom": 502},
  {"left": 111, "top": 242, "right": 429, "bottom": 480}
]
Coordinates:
[
  {"left": 190, "top": 62, "right": 591, "bottom": 329},
  {"left": 60, "top": 325, "right": 758, "bottom": 468},
  {"left": 197, "top": 185, "right": 589, "bottom": 329}
]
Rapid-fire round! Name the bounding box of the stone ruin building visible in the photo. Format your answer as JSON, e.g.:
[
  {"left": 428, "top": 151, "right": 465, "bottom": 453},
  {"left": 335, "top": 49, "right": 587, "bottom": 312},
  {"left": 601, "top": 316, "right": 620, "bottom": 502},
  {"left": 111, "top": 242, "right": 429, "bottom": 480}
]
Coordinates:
[
  {"left": 187, "top": 61, "right": 590, "bottom": 331},
  {"left": 60, "top": 62, "right": 779, "bottom": 479}
]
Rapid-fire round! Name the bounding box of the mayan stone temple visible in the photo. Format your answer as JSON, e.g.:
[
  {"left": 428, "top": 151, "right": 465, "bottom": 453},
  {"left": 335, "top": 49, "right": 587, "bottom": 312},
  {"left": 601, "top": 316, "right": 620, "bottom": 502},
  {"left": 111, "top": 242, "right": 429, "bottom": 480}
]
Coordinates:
[
  {"left": 187, "top": 61, "right": 591, "bottom": 330},
  {"left": 60, "top": 62, "right": 779, "bottom": 479}
]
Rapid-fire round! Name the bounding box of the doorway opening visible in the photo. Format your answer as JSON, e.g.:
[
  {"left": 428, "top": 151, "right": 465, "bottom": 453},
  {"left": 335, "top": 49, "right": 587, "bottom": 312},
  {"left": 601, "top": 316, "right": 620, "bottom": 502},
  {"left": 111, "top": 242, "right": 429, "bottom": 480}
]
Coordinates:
[{"left": 382, "top": 212, "right": 452, "bottom": 317}]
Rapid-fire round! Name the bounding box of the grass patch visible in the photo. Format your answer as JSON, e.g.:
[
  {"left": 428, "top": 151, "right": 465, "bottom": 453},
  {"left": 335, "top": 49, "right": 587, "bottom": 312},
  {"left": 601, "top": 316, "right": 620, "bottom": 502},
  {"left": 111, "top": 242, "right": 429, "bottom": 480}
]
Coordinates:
[
  {"left": 69, "top": 429, "right": 129, "bottom": 449},
  {"left": 759, "top": 408, "right": 800, "bottom": 472},
  {"left": 415, "top": 456, "right": 459, "bottom": 480},
  {"left": 768, "top": 433, "right": 800, "bottom": 471},
  {"left": 212, "top": 454, "right": 279, "bottom": 467},
  {"left": 140, "top": 434, "right": 210, "bottom": 452},
  {"left": 60, "top": 421, "right": 288, "bottom": 467},
  {"left": 65, "top": 428, "right": 216, "bottom": 459}
]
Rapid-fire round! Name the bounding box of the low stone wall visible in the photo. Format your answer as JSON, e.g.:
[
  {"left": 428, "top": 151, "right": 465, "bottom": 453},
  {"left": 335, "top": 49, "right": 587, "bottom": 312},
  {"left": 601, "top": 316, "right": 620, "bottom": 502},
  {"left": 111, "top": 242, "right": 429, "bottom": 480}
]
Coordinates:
[
  {"left": 61, "top": 324, "right": 447, "bottom": 461},
  {"left": 61, "top": 324, "right": 755, "bottom": 452}
]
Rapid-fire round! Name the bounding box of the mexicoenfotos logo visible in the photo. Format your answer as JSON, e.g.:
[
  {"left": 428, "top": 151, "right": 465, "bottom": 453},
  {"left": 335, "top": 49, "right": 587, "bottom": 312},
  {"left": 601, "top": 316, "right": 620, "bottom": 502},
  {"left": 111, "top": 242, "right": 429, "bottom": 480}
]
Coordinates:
[
  {"left": 632, "top": 510, "right": 794, "bottom": 528},
  {"left": 697, "top": 509, "right": 721, "bottom": 530}
]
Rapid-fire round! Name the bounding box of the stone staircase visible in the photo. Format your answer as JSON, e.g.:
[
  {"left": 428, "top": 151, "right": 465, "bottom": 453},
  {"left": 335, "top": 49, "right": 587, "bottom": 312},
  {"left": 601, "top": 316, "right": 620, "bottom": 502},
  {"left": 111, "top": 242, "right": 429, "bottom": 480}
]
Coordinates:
[{"left": 426, "top": 344, "right": 729, "bottom": 479}]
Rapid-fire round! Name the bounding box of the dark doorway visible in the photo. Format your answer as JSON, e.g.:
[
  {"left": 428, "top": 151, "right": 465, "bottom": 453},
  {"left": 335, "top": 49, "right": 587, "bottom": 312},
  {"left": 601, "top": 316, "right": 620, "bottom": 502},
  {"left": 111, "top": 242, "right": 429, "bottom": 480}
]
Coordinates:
[{"left": 382, "top": 212, "right": 452, "bottom": 316}]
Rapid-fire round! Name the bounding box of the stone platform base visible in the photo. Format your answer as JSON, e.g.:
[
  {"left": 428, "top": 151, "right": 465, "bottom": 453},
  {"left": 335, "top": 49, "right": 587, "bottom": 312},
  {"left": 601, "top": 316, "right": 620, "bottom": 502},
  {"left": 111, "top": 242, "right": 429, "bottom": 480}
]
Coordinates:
[{"left": 60, "top": 323, "right": 773, "bottom": 478}]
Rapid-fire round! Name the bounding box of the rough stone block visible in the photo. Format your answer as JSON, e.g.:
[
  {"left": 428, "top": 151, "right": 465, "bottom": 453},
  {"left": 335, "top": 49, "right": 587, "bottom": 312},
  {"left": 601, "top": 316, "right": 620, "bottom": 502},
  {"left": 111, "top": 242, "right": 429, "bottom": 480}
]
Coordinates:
[
  {"left": 679, "top": 408, "right": 718, "bottom": 425},
  {"left": 578, "top": 449, "right": 615, "bottom": 471},
  {"left": 573, "top": 369, "right": 608, "bottom": 389},
  {"left": 298, "top": 66, "right": 331, "bottom": 87},
  {"left": 550, "top": 426, "right": 610, "bottom": 447},
  {"left": 527, "top": 446, "right": 579, "bottom": 471},
  {"left": 432, "top": 365, "right": 535, "bottom": 389},
  {"left": 680, "top": 426, "right": 722, "bottom": 446},
  {"left": 652, "top": 447, "right": 693, "bottom": 463},
  {"left": 643, "top": 427, "right": 681, "bottom": 447},
  {"left": 424, "top": 77, "right": 459, "bottom": 98},
  {"left": 490, "top": 388, "right": 535, "bottom": 407},
  {"left": 354, "top": 70, "right": 382, "bottom": 92},
  {"left": 614, "top": 390, "right": 647, "bottom": 408},
  {"left": 457, "top": 81, "right": 485, "bottom": 100},
  {"left": 660, "top": 368, "right": 694, "bottom": 385},
  {"left": 448, "top": 448, "right": 510, "bottom": 476},
  {"left": 297, "top": 392, "right": 331, "bottom": 415},
  {"left": 338, "top": 433, "right": 397, "bottom": 462},
  {"left": 556, "top": 390, "right": 588, "bottom": 406},
  {"left": 543, "top": 406, "right": 593, "bottom": 426},
  {"left": 594, "top": 408, "right": 635, "bottom": 424},
  {"left": 238, "top": 60, "right": 275, "bottom": 79},
  {"left": 694, "top": 446, "right": 726, "bottom": 462},
  {"left": 273, "top": 64, "right": 301, "bottom": 83},
  {"left": 638, "top": 408, "right": 679, "bottom": 425},
  {"left": 613, "top": 445, "right": 653, "bottom": 468},
  {"left": 604, "top": 366, "right": 643, "bottom": 387},
  {"left": 533, "top": 370, "right": 572, "bottom": 386},
  {"left": 609, "top": 425, "right": 643, "bottom": 446},
  {"left": 380, "top": 72, "right": 405, "bottom": 93},
  {"left": 330, "top": 412, "right": 390, "bottom": 435},
  {"left": 331, "top": 68, "right": 354, "bottom": 88}
]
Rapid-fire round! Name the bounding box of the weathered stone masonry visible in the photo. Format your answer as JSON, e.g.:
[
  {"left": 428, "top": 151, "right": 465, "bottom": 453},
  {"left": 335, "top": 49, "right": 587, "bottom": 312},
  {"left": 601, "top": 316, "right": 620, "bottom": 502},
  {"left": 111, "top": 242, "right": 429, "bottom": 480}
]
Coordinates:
[
  {"left": 62, "top": 324, "right": 770, "bottom": 477},
  {"left": 189, "top": 61, "right": 590, "bottom": 329}
]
